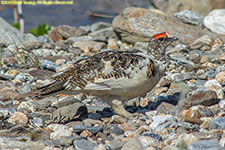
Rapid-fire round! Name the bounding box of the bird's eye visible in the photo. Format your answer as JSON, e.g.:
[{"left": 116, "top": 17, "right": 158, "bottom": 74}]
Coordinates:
[{"left": 158, "top": 37, "right": 165, "bottom": 41}]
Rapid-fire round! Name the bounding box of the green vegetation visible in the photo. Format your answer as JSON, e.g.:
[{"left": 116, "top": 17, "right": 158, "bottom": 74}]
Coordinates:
[
  {"left": 12, "top": 22, "right": 20, "bottom": 30},
  {"left": 178, "top": 140, "right": 187, "bottom": 150},
  {"left": 29, "top": 24, "right": 51, "bottom": 37}
]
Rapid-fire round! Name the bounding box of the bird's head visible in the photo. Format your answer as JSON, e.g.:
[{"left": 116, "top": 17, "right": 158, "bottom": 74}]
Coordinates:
[{"left": 147, "top": 32, "right": 178, "bottom": 61}]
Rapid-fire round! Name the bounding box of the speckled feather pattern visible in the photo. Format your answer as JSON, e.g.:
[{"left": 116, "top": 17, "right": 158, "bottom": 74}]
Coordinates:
[
  {"left": 39, "top": 50, "right": 157, "bottom": 95},
  {"left": 20, "top": 32, "right": 178, "bottom": 103}
]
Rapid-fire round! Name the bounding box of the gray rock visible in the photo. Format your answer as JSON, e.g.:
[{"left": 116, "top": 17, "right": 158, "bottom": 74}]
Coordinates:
[
  {"left": 170, "top": 72, "right": 194, "bottom": 82},
  {"left": 0, "top": 139, "right": 45, "bottom": 150},
  {"left": 34, "top": 97, "right": 57, "bottom": 112},
  {"left": 188, "top": 50, "right": 201, "bottom": 61},
  {"left": 37, "top": 36, "right": 49, "bottom": 43},
  {"left": 209, "top": 117, "right": 225, "bottom": 129},
  {"left": 87, "top": 113, "right": 102, "bottom": 120},
  {"left": 40, "top": 60, "right": 58, "bottom": 71},
  {"left": 112, "top": 7, "right": 220, "bottom": 45},
  {"left": 141, "top": 131, "right": 162, "bottom": 141},
  {"left": 88, "top": 27, "right": 116, "bottom": 42},
  {"left": 73, "top": 139, "right": 97, "bottom": 150},
  {"left": 112, "top": 125, "right": 124, "bottom": 135},
  {"left": 216, "top": 65, "right": 225, "bottom": 72},
  {"left": 15, "top": 73, "right": 34, "bottom": 83},
  {"left": 90, "top": 22, "right": 112, "bottom": 32},
  {"left": 32, "top": 49, "right": 56, "bottom": 57},
  {"left": 32, "top": 117, "right": 43, "bottom": 127},
  {"left": 0, "top": 108, "right": 16, "bottom": 117},
  {"left": 51, "top": 96, "right": 80, "bottom": 108},
  {"left": 176, "top": 122, "right": 199, "bottom": 131},
  {"left": 72, "top": 124, "right": 103, "bottom": 135},
  {"left": 51, "top": 102, "right": 87, "bottom": 123},
  {"left": 17, "top": 100, "right": 39, "bottom": 113},
  {"left": 59, "top": 136, "right": 75, "bottom": 147},
  {"left": 0, "top": 17, "right": 37, "bottom": 45},
  {"left": 48, "top": 124, "right": 73, "bottom": 140},
  {"left": 188, "top": 139, "right": 224, "bottom": 150},
  {"left": 205, "top": 70, "right": 218, "bottom": 79},
  {"left": 171, "top": 10, "right": 204, "bottom": 26},
  {"left": 121, "top": 138, "right": 143, "bottom": 150},
  {"left": 156, "top": 102, "right": 177, "bottom": 115},
  {"left": 152, "top": 0, "right": 225, "bottom": 16},
  {"left": 150, "top": 115, "right": 175, "bottom": 130},
  {"left": 204, "top": 9, "right": 225, "bottom": 34},
  {"left": 205, "top": 79, "right": 224, "bottom": 99},
  {"left": 107, "top": 138, "right": 125, "bottom": 150},
  {"left": 196, "top": 79, "right": 207, "bottom": 88},
  {"left": 66, "top": 36, "right": 93, "bottom": 44},
  {"left": 170, "top": 54, "right": 194, "bottom": 66},
  {"left": 50, "top": 25, "right": 87, "bottom": 39},
  {"left": 27, "top": 112, "right": 51, "bottom": 123},
  {"left": 79, "top": 25, "right": 91, "bottom": 33},
  {"left": 179, "top": 89, "right": 218, "bottom": 109},
  {"left": 219, "top": 100, "right": 225, "bottom": 109}
]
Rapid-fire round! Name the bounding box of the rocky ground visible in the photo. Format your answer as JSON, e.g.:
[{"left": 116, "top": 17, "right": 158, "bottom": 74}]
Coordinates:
[{"left": 0, "top": 7, "right": 224, "bottom": 150}]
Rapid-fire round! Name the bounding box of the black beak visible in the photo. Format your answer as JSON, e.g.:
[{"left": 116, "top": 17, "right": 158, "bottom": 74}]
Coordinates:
[{"left": 168, "top": 36, "right": 179, "bottom": 42}]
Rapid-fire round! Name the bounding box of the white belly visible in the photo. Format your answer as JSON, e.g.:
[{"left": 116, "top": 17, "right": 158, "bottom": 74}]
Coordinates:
[{"left": 77, "top": 65, "right": 163, "bottom": 102}]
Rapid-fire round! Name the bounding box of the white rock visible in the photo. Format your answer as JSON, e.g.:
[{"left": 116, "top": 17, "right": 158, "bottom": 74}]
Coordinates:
[
  {"left": 17, "top": 100, "right": 38, "bottom": 112},
  {"left": 219, "top": 100, "right": 225, "bottom": 109},
  {"left": 177, "top": 133, "right": 198, "bottom": 146},
  {"left": 139, "top": 136, "right": 155, "bottom": 147},
  {"left": 121, "top": 138, "right": 143, "bottom": 150},
  {"left": 205, "top": 79, "right": 224, "bottom": 99},
  {"left": 150, "top": 115, "right": 174, "bottom": 130},
  {"left": 219, "top": 137, "right": 225, "bottom": 147},
  {"left": 48, "top": 124, "right": 73, "bottom": 140},
  {"left": 204, "top": 9, "right": 225, "bottom": 34}
]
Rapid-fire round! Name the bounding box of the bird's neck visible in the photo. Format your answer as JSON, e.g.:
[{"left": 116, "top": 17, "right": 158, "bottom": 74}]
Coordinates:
[{"left": 146, "top": 47, "right": 167, "bottom": 65}]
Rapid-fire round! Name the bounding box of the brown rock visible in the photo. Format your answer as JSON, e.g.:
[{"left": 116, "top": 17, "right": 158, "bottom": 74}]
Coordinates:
[
  {"left": 156, "top": 102, "right": 177, "bottom": 115},
  {"left": 178, "top": 133, "right": 198, "bottom": 146},
  {"left": 154, "top": 87, "right": 168, "bottom": 96},
  {"left": 139, "top": 98, "right": 149, "bottom": 107},
  {"left": 215, "top": 71, "right": 225, "bottom": 84},
  {"left": 182, "top": 105, "right": 213, "bottom": 124},
  {"left": 5, "top": 70, "right": 19, "bottom": 77},
  {"left": 80, "top": 130, "right": 92, "bottom": 138},
  {"left": 178, "top": 89, "right": 218, "bottom": 109},
  {"left": 55, "top": 59, "right": 66, "bottom": 65},
  {"left": 112, "top": 7, "right": 224, "bottom": 45},
  {"left": 51, "top": 102, "right": 87, "bottom": 123},
  {"left": 218, "top": 52, "right": 225, "bottom": 61},
  {"left": 153, "top": 0, "right": 225, "bottom": 16},
  {"left": 8, "top": 112, "right": 28, "bottom": 124},
  {"left": 49, "top": 27, "right": 62, "bottom": 42},
  {"left": 49, "top": 25, "right": 87, "bottom": 42},
  {"left": 29, "top": 69, "right": 54, "bottom": 80},
  {"left": 0, "top": 89, "right": 20, "bottom": 101},
  {"left": 107, "top": 38, "right": 119, "bottom": 49},
  {"left": 201, "top": 117, "right": 214, "bottom": 129},
  {"left": 72, "top": 41, "right": 105, "bottom": 53},
  {"left": 205, "top": 79, "right": 224, "bottom": 99},
  {"left": 1, "top": 57, "right": 19, "bottom": 66}
]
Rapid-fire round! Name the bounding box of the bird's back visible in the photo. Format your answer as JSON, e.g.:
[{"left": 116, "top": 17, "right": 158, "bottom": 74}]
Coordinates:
[{"left": 35, "top": 50, "right": 164, "bottom": 102}]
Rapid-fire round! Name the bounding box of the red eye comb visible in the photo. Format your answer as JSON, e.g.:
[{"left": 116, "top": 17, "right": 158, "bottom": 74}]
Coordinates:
[{"left": 153, "top": 32, "right": 170, "bottom": 40}]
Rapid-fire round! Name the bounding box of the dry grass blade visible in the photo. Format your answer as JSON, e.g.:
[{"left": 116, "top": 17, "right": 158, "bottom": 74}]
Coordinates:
[
  {"left": 104, "top": 0, "right": 120, "bottom": 13},
  {"left": 74, "top": 8, "right": 115, "bottom": 18},
  {"left": 5, "top": 31, "right": 40, "bottom": 68}
]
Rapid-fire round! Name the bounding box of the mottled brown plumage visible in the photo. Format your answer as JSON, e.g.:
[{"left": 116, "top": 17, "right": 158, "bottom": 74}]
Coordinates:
[{"left": 17, "top": 32, "right": 178, "bottom": 105}]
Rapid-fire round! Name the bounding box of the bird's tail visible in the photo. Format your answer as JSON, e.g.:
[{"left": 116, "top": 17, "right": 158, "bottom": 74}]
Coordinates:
[{"left": 15, "top": 80, "right": 66, "bottom": 100}]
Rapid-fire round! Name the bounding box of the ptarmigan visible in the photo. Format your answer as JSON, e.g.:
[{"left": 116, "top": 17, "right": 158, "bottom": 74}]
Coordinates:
[{"left": 17, "top": 32, "right": 178, "bottom": 117}]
